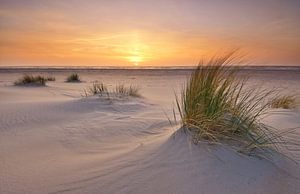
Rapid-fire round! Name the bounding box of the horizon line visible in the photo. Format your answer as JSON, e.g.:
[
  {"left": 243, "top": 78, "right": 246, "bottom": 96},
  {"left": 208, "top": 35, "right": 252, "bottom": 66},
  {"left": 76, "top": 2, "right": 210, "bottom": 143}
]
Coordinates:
[{"left": 1, "top": 65, "right": 300, "bottom": 71}]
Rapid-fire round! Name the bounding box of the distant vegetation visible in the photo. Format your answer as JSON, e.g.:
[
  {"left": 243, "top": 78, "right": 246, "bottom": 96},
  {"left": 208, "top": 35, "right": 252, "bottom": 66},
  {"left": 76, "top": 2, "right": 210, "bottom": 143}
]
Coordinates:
[
  {"left": 46, "top": 76, "right": 56, "bottom": 81},
  {"left": 270, "top": 95, "right": 297, "bottom": 109},
  {"left": 66, "top": 73, "right": 81, "bottom": 82},
  {"left": 175, "top": 52, "right": 296, "bottom": 159},
  {"left": 14, "top": 75, "right": 46, "bottom": 86},
  {"left": 83, "top": 82, "right": 141, "bottom": 98}
]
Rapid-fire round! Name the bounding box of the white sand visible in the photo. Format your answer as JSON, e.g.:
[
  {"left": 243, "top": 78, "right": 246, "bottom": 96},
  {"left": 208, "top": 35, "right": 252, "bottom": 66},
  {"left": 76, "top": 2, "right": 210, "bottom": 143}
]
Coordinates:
[{"left": 0, "top": 70, "right": 300, "bottom": 194}]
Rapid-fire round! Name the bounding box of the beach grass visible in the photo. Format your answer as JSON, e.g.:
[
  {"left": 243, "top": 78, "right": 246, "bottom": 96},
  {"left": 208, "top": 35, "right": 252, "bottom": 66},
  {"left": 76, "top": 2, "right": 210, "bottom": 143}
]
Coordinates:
[
  {"left": 83, "top": 83, "right": 141, "bottom": 98},
  {"left": 84, "top": 82, "right": 108, "bottom": 96},
  {"left": 115, "top": 84, "right": 141, "bottom": 97},
  {"left": 66, "top": 73, "right": 81, "bottom": 82},
  {"left": 46, "top": 76, "right": 56, "bottom": 81},
  {"left": 270, "top": 95, "right": 297, "bottom": 109},
  {"left": 175, "top": 52, "right": 293, "bottom": 158},
  {"left": 14, "top": 75, "right": 47, "bottom": 86}
]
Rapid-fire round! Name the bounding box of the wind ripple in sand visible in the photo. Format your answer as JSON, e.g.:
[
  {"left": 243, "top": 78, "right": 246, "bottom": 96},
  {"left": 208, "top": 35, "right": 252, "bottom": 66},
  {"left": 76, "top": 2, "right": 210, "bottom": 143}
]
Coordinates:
[
  {"left": 1, "top": 86, "right": 300, "bottom": 194},
  {"left": 0, "top": 96, "right": 173, "bottom": 194},
  {"left": 51, "top": 130, "right": 300, "bottom": 194}
]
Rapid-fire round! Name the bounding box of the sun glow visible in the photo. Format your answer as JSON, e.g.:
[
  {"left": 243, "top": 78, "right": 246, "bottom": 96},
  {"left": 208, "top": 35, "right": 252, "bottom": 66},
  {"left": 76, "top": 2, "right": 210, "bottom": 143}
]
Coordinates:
[
  {"left": 126, "top": 44, "right": 144, "bottom": 66},
  {"left": 128, "top": 55, "right": 142, "bottom": 66}
]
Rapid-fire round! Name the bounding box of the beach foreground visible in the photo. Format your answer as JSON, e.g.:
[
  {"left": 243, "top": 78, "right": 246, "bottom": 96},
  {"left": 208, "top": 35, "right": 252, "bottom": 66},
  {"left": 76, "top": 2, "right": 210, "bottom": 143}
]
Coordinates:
[{"left": 0, "top": 69, "right": 300, "bottom": 194}]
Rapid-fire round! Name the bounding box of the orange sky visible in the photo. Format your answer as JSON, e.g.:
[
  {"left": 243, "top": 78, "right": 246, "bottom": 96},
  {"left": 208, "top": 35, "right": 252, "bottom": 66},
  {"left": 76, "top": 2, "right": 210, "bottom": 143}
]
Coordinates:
[{"left": 0, "top": 0, "right": 300, "bottom": 66}]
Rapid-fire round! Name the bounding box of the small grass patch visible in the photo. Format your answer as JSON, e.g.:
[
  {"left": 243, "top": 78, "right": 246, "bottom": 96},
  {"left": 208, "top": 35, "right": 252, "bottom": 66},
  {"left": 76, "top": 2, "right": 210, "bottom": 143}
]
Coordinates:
[
  {"left": 66, "top": 73, "right": 81, "bottom": 82},
  {"left": 270, "top": 95, "right": 297, "bottom": 109},
  {"left": 82, "top": 83, "right": 141, "bottom": 98},
  {"left": 115, "top": 84, "right": 141, "bottom": 97},
  {"left": 175, "top": 52, "right": 296, "bottom": 159},
  {"left": 46, "top": 76, "right": 56, "bottom": 81},
  {"left": 14, "top": 75, "right": 46, "bottom": 86},
  {"left": 83, "top": 82, "right": 108, "bottom": 97}
]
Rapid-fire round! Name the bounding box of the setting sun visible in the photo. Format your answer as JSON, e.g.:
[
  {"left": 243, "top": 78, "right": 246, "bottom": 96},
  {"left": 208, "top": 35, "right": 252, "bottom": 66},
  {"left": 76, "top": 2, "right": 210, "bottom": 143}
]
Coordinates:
[
  {"left": 126, "top": 46, "right": 144, "bottom": 66},
  {"left": 128, "top": 55, "right": 142, "bottom": 66}
]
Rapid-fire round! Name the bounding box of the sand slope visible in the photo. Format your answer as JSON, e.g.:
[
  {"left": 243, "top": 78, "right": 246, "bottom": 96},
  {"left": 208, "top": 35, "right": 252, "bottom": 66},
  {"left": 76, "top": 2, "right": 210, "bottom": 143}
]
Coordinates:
[{"left": 0, "top": 72, "right": 300, "bottom": 194}]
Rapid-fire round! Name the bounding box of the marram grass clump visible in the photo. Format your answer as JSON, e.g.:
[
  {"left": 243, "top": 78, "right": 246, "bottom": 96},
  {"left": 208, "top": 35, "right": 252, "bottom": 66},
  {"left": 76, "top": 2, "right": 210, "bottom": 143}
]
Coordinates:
[
  {"left": 66, "top": 73, "right": 81, "bottom": 82},
  {"left": 270, "top": 95, "right": 297, "bottom": 109},
  {"left": 175, "top": 52, "right": 296, "bottom": 158},
  {"left": 46, "top": 76, "right": 56, "bottom": 81},
  {"left": 82, "top": 82, "right": 141, "bottom": 98},
  {"left": 83, "top": 82, "right": 108, "bottom": 97},
  {"left": 14, "top": 75, "right": 47, "bottom": 86},
  {"left": 115, "top": 84, "right": 141, "bottom": 97}
]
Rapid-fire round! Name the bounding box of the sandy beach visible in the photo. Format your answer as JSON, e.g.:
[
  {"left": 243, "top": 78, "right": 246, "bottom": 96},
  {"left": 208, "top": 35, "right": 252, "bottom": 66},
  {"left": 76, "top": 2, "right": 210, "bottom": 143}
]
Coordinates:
[
  {"left": 0, "top": 68, "right": 299, "bottom": 194},
  {"left": 1, "top": 0, "right": 300, "bottom": 193}
]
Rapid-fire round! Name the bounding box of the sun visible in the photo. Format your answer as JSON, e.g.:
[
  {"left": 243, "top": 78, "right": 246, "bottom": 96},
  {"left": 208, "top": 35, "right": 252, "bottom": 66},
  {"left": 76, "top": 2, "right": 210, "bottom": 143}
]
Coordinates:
[
  {"left": 128, "top": 55, "right": 142, "bottom": 66},
  {"left": 125, "top": 40, "right": 147, "bottom": 66}
]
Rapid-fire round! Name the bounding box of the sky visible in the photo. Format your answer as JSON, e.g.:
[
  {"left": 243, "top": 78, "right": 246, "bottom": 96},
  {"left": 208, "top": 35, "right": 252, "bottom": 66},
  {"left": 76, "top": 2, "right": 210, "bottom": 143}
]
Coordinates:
[{"left": 0, "top": 0, "right": 300, "bottom": 66}]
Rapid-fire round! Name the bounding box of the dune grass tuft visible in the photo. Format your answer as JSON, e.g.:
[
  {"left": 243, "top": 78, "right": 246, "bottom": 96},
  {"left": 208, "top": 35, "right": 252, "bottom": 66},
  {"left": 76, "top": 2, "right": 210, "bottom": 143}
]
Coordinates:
[
  {"left": 83, "top": 83, "right": 141, "bottom": 98},
  {"left": 270, "top": 95, "right": 297, "bottom": 109},
  {"left": 83, "top": 82, "right": 108, "bottom": 97},
  {"left": 175, "top": 52, "right": 294, "bottom": 158},
  {"left": 66, "top": 73, "right": 81, "bottom": 82},
  {"left": 46, "top": 76, "right": 56, "bottom": 81},
  {"left": 115, "top": 84, "right": 141, "bottom": 97},
  {"left": 14, "top": 75, "right": 47, "bottom": 86}
]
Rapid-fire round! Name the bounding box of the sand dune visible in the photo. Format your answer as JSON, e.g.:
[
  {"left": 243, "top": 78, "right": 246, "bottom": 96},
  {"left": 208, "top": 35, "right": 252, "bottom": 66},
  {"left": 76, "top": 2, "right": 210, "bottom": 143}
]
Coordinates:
[{"left": 0, "top": 70, "right": 300, "bottom": 193}]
